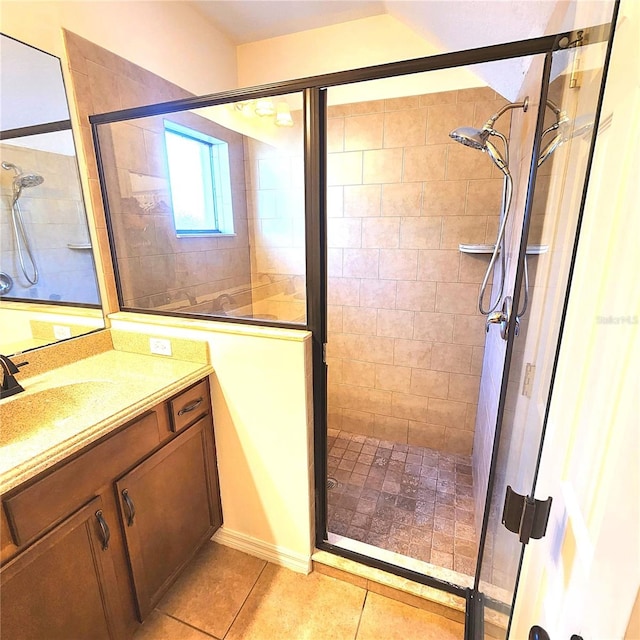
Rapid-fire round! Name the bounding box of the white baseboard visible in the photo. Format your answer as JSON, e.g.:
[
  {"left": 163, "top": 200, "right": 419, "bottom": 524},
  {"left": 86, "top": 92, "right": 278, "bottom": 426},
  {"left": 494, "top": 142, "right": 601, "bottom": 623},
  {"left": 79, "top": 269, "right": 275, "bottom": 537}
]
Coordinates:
[{"left": 212, "top": 526, "right": 312, "bottom": 575}]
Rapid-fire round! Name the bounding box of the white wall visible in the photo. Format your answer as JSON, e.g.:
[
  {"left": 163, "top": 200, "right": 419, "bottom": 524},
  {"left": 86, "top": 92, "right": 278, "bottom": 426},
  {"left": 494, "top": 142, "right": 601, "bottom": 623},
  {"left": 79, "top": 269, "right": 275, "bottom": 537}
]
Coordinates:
[
  {"left": 108, "top": 315, "right": 315, "bottom": 573},
  {"left": 511, "top": 0, "right": 640, "bottom": 636},
  {"left": 0, "top": 1, "right": 237, "bottom": 96},
  {"left": 237, "top": 13, "right": 487, "bottom": 104}
]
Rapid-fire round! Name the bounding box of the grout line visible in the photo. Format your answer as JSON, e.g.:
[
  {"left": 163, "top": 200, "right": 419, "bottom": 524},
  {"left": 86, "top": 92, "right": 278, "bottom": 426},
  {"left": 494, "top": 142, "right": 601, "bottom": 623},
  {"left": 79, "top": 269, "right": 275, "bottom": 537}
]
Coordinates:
[
  {"left": 160, "top": 612, "right": 222, "bottom": 639},
  {"left": 222, "top": 560, "right": 269, "bottom": 639},
  {"left": 353, "top": 590, "right": 369, "bottom": 640}
]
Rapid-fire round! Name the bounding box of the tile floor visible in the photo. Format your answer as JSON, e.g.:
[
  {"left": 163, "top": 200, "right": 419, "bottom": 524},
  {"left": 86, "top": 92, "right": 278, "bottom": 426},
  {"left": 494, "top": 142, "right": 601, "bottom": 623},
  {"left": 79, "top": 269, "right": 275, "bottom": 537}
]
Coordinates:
[
  {"left": 134, "top": 542, "right": 464, "bottom": 640},
  {"left": 327, "top": 429, "right": 478, "bottom": 576}
]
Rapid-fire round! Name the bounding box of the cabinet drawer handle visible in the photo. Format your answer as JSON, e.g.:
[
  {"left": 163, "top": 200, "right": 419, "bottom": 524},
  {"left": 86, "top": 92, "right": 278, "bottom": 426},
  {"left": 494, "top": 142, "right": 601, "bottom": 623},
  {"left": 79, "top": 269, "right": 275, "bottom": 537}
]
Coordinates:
[
  {"left": 122, "top": 489, "right": 136, "bottom": 526},
  {"left": 95, "top": 510, "right": 110, "bottom": 550},
  {"left": 178, "top": 397, "right": 203, "bottom": 416}
]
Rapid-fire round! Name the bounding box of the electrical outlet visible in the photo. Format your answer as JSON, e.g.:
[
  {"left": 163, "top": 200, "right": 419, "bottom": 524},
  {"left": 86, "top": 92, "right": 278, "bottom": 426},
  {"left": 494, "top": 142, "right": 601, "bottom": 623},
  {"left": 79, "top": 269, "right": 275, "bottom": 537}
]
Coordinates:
[
  {"left": 149, "top": 337, "right": 172, "bottom": 356},
  {"left": 53, "top": 325, "right": 72, "bottom": 340}
]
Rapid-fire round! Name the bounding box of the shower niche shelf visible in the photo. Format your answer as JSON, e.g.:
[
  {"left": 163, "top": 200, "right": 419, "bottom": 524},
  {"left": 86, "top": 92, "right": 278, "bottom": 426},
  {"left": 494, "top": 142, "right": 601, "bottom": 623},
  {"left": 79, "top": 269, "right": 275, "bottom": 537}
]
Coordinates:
[
  {"left": 66, "top": 243, "right": 93, "bottom": 250},
  {"left": 459, "top": 243, "right": 549, "bottom": 255}
]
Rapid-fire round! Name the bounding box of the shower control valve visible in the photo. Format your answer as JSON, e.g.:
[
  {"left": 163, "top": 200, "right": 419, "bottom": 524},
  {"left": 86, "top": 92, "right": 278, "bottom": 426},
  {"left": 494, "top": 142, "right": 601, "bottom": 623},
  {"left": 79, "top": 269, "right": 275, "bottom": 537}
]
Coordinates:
[{"left": 486, "top": 296, "right": 513, "bottom": 340}]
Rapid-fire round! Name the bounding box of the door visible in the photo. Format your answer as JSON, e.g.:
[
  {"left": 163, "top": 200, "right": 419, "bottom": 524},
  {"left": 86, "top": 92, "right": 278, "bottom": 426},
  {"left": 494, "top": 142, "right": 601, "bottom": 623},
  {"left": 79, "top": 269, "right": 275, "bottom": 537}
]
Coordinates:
[
  {"left": 0, "top": 496, "right": 120, "bottom": 640},
  {"left": 321, "top": 49, "right": 550, "bottom": 589},
  {"left": 510, "top": 2, "right": 638, "bottom": 636},
  {"left": 116, "top": 416, "right": 222, "bottom": 620},
  {"left": 471, "top": 24, "right": 618, "bottom": 639}
]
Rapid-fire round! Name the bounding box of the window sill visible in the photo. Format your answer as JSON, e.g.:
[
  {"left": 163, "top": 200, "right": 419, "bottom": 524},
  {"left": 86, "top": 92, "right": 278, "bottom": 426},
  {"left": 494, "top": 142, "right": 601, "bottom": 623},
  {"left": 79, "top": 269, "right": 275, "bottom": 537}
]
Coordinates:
[{"left": 176, "top": 232, "right": 236, "bottom": 238}]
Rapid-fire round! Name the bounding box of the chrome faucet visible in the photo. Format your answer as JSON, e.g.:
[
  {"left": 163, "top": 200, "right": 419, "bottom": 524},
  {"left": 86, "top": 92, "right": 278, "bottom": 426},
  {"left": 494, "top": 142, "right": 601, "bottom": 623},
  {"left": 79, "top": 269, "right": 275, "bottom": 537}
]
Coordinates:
[{"left": 0, "top": 354, "right": 27, "bottom": 399}]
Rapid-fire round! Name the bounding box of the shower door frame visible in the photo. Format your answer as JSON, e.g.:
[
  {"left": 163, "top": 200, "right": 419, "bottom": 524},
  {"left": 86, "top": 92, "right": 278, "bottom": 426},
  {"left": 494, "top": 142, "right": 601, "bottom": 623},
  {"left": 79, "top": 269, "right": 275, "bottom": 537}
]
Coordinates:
[
  {"left": 87, "top": 18, "right": 618, "bottom": 637},
  {"left": 309, "top": 34, "right": 575, "bottom": 601}
]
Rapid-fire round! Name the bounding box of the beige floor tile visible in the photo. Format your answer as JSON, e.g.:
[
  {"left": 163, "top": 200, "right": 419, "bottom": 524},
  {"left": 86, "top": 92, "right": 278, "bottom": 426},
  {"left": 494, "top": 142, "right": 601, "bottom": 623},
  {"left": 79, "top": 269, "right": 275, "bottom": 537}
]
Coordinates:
[
  {"left": 226, "top": 564, "right": 366, "bottom": 640},
  {"left": 156, "top": 542, "right": 266, "bottom": 639},
  {"left": 357, "top": 591, "right": 464, "bottom": 640},
  {"left": 134, "top": 611, "right": 217, "bottom": 640}
]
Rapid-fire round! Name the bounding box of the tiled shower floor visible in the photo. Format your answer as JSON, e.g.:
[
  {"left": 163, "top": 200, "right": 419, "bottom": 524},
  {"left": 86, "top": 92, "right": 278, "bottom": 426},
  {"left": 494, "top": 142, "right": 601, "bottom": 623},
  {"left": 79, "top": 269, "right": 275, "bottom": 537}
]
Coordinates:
[{"left": 327, "top": 429, "right": 478, "bottom": 577}]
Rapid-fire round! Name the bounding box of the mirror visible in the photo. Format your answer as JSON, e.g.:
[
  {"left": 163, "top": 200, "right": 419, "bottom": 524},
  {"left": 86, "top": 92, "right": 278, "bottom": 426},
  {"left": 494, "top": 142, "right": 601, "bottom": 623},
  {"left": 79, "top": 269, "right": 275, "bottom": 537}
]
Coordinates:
[{"left": 0, "top": 33, "right": 104, "bottom": 355}]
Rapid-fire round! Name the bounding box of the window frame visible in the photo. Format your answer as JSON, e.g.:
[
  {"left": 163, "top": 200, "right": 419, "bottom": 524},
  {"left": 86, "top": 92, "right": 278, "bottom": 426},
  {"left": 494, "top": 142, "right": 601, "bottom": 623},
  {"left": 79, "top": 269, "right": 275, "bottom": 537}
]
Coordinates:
[{"left": 163, "top": 119, "right": 235, "bottom": 237}]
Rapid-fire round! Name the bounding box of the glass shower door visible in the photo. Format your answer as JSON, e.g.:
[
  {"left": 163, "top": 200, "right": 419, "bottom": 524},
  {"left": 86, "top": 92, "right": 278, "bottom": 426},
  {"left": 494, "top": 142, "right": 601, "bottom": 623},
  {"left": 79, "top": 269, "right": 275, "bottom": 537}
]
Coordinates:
[{"left": 474, "top": 33, "right": 614, "bottom": 638}]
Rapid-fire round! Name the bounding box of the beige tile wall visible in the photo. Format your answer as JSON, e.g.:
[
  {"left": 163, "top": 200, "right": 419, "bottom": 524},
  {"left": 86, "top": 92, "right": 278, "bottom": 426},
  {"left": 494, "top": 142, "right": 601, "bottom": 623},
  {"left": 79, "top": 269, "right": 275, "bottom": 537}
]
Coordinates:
[
  {"left": 64, "top": 31, "right": 251, "bottom": 314},
  {"left": 0, "top": 142, "right": 98, "bottom": 303},
  {"left": 326, "top": 87, "right": 507, "bottom": 455},
  {"left": 243, "top": 109, "right": 307, "bottom": 322}
]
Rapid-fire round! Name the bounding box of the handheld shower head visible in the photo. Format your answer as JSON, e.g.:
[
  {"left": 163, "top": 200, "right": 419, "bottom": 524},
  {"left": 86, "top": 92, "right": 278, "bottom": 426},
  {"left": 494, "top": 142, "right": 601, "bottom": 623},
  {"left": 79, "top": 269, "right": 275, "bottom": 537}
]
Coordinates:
[
  {"left": 449, "top": 126, "right": 489, "bottom": 151},
  {"left": 15, "top": 173, "right": 44, "bottom": 189},
  {"left": 2, "top": 162, "right": 44, "bottom": 193},
  {"left": 449, "top": 126, "right": 510, "bottom": 176}
]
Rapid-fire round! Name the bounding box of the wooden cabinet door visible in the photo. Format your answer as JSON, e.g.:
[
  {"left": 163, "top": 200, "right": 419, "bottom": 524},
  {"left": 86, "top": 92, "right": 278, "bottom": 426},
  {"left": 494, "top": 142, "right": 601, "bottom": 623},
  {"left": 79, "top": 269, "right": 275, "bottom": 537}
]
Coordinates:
[
  {"left": 116, "top": 415, "right": 221, "bottom": 620},
  {"left": 0, "top": 496, "right": 120, "bottom": 640}
]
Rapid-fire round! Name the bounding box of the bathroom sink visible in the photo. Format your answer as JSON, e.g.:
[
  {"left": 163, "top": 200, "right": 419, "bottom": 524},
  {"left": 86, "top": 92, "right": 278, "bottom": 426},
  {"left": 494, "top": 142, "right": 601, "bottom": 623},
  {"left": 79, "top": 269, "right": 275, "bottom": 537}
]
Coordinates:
[{"left": 0, "top": 381, "right": 116, "bottom": 446}]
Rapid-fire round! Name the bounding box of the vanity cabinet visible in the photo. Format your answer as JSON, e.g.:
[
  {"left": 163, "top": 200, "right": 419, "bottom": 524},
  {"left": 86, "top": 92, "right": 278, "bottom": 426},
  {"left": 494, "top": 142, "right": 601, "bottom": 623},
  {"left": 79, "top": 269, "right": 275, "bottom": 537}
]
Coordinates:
[
  {"left": 0, "top": 496, "right": 120, "bottom": 640},
  {"left": 116, "top": 414, "right": 221, "bottom": 619},
  {"left": 0, "top": 376, "right": 222, "bottom": 639}
]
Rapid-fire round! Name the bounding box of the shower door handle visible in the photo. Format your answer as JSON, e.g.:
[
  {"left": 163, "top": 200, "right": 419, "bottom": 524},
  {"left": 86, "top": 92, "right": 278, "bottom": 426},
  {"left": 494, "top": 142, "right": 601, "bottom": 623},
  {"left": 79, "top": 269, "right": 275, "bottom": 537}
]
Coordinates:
[{"left": 486, "top": 296, "right": 516, "bottom": 340}]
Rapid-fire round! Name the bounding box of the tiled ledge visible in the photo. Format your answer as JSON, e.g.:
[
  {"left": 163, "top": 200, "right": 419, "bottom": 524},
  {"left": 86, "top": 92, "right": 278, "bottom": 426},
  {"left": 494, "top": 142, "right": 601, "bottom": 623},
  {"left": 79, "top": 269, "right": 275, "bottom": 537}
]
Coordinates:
[{"left": 312, "top": 550, "right": 508, "bottom": 637}]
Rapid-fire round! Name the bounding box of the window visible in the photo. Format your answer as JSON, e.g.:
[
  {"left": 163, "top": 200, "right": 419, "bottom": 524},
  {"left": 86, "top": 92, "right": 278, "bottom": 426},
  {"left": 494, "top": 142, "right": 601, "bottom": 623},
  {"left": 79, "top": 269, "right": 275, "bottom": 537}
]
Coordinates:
[{"left": 164, "top": 121, "right": 234, "bottom": 236}]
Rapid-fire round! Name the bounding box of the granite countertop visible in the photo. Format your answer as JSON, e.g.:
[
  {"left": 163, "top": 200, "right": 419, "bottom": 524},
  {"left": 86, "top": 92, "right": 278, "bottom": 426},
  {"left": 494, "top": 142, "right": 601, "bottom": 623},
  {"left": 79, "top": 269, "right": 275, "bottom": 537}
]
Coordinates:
[{"left": 0, "top": 349, "right": 212, "bottom": 494}]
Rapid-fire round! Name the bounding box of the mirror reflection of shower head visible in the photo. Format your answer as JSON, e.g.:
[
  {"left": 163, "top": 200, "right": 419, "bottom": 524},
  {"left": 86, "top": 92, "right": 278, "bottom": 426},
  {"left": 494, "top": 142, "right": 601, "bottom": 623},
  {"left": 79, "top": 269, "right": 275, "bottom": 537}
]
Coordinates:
[
  {"left": 538, "top": 113, "right": 595, "bottom": 166},
  {"left": 2, "top": 162, "right": 44, "bottom": 190}
]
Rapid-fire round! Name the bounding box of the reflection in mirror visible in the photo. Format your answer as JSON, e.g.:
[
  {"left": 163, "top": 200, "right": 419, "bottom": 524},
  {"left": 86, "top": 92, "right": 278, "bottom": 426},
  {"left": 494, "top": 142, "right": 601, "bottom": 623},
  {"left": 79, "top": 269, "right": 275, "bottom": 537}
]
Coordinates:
[
  {"left": 0, "top": 34, "right": 103, "bottom": 355},
  {"left": 95, "top": 92, "right": 306, "bottom": 325}
]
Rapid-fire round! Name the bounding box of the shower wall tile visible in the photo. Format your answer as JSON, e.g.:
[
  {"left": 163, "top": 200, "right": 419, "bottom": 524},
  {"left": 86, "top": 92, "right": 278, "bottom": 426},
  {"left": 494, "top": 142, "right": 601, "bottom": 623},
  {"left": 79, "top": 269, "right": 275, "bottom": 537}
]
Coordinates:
[
  {"left": 360, "top": 279, "right": 397, "bottom": 309},
  {"left": 393, "top": 338, "right": 432, "bottom": 369},
  {"left": 409, "top": 369, "right": 449, "bottom": 399},
  {"left": 435, "top": 282, "right": 479, "bottom": 315},
  {"left": 383, "top": 108, "right": 427, "bottom": 148},
  {"left": 342, "top": 306, "right": 377, "bottom": 335},
  {"left": 417, "top": 250, "right": 460, "bottom": 282},
  {"left": 426, "top": 102, "right": 476, "bottom": 145},
  {"left": 363, "top": 148, "right": 403, "bottom": 184},
  {"left": 362, "top": 218, "right": 400, "bottom": 248},
  {"left": 327, "top": 87, "right": 505, "bottom": 455},
  {"left": 395, "top": 280, "right": 436, "bottom": 312},
  {"left": 327, "top": 151, "right": 363, "bottom": 186},
  {"left": 413, "top": 311, "right": 454, "bottom": 343},
  {"left": 344, "top": 113, "right": 385, "bottom": 151},
  {"left": 440, "top": 216, "right": 488, "bottom": 250},
  {"left": 399, "top": 217, "right": 442, "bottom": 250},
  {"left": 403, "top": 145, "right": 447, "bottom": 182},
  {"left": 423, "top": 180, "right": 466, "bottom": 216},
  {"left": 375, "top": 364, "right": 412, "bottom": 393},
  {"left": 342, "top": 248, "right": 379, "bottom": 279},
  {"left": 344, "top": 185, "right": 381, "bottom": 217},
  {"left": 431, "top": 342, "right": 473, "bottom": 375},
  {"left": 381, "top": 183, "right": 422, "bottom": 217},
  {"left": 379, "top": 248, "right": 418, "bottom": 280}
]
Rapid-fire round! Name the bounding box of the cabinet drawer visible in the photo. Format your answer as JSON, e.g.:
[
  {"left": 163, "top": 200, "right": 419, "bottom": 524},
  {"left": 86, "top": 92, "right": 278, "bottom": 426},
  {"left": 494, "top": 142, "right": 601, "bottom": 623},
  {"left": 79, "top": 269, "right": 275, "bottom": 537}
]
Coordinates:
[
  {"left": 4, "top": 411, "right": 161, "bottom": 547},
  {"left": 169, "top": 379, "right": 209, "bottom": 433}
]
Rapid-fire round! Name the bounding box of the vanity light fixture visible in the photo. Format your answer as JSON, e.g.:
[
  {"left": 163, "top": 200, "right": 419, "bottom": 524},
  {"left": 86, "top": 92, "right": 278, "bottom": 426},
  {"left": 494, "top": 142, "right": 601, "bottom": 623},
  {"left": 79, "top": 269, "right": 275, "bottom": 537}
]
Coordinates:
[
  {"left": 234, "top": 99, "right": 293, "bottom": 127},
  {"left": 275, "top": 102, "right": 294, "bottom": 127}
]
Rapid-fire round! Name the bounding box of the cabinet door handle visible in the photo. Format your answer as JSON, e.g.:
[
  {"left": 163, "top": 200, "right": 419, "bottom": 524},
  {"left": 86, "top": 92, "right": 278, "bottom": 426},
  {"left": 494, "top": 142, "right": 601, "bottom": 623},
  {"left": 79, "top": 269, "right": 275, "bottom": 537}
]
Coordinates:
[
  {"left": 178, "top": 397, "right": 203, "bottom": 416},
  {"left": 95, "top": 510, "right": 110, "bottom": 550},
  {"left": 122, "top": 489, "right": 136, "bottom": 526}
]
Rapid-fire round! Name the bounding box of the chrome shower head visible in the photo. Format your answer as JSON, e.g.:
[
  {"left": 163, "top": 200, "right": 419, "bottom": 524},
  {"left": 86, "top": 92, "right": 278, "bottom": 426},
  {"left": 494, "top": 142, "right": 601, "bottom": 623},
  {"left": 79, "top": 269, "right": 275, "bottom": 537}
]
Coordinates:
[
  {"left": 449, "top": 126, "right": 510, "bottom": 176},
  {"left": 449, "top": 126, "right": 489, "bottom": 150},
  {"left": 15, "top": 172, "right": 44, "bottom": 189},
  {"left": 2, "top": 162, "right": 44, "bottom": 189}
]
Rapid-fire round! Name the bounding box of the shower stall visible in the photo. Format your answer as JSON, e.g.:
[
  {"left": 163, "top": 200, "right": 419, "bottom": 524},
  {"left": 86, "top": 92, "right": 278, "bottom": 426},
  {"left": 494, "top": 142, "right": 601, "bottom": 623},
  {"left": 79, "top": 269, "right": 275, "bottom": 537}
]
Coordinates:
[{"left": 90, "top": 12, "right": 617, "bottom": 638}]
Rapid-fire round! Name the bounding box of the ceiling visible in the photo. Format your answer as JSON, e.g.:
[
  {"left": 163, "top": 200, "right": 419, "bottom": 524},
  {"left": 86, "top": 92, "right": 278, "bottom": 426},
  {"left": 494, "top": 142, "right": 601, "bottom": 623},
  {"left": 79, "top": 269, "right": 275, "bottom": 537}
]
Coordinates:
[
  {"left": 190, "top": 1, "right": 614, "bottom": 101},
  {"left": 192, "top": 0, "right": 574, "bottom": 47}
]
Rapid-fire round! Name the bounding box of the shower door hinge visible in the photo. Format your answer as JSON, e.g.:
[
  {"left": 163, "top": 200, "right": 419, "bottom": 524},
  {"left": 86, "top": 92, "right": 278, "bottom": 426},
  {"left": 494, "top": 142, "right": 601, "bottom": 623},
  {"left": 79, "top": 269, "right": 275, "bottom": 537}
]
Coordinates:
[
  {"left": 522, "top": 363, "right": 535, "bottom": 398},
  {"left": 502, "top": 486, "right": 552, "bottom": 545}
]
